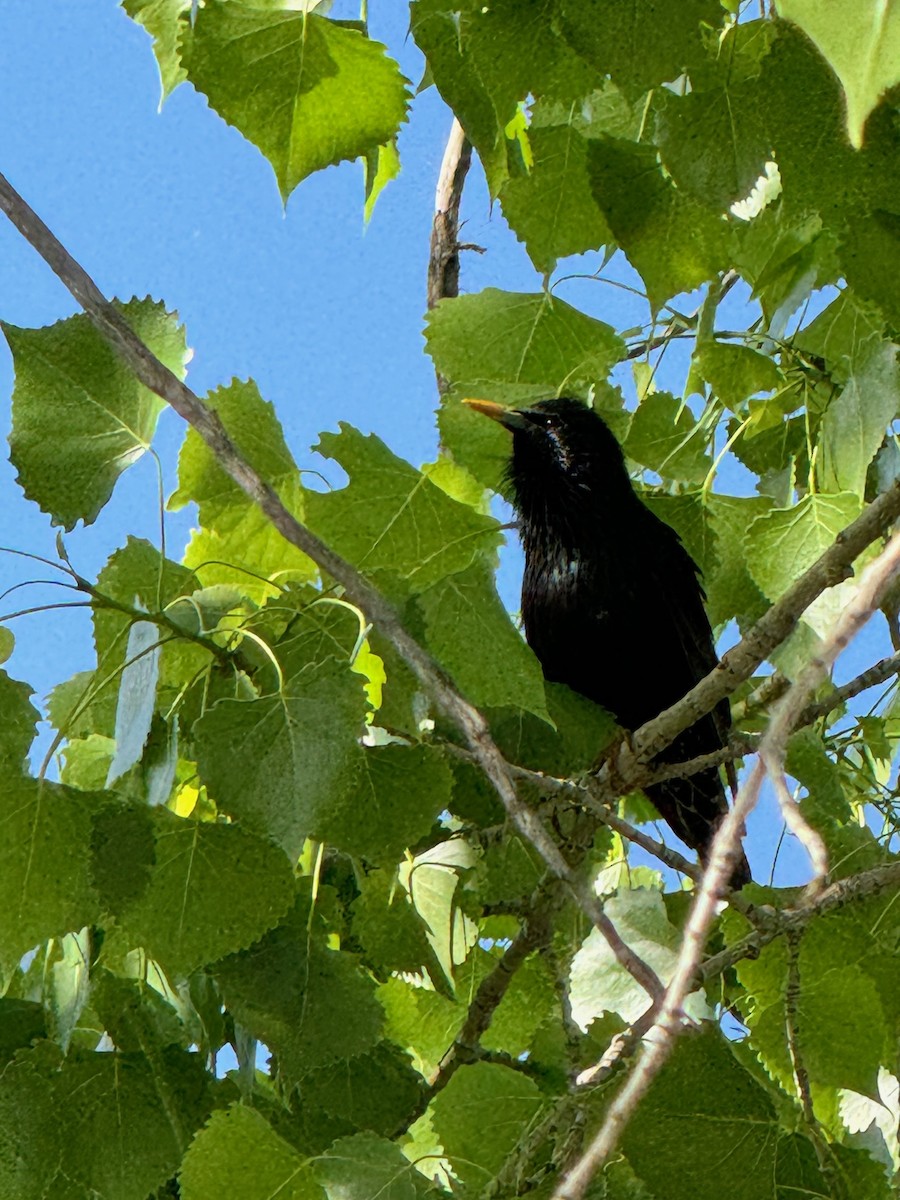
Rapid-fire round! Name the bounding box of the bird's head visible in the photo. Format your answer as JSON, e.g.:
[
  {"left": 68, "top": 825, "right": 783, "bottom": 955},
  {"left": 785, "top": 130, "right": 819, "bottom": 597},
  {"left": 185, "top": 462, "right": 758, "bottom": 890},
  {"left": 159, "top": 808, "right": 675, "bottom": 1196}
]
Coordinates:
[{"left": 463, "top": 396, "right": 629, "bottom": 512}]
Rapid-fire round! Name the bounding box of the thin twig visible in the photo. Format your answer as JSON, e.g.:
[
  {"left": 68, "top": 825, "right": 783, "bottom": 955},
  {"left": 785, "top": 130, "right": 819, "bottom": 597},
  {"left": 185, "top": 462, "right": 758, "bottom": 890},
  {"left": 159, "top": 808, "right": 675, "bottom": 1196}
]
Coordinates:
[{"left": 427, "top": 118, "right": 474, "bottom": 386}]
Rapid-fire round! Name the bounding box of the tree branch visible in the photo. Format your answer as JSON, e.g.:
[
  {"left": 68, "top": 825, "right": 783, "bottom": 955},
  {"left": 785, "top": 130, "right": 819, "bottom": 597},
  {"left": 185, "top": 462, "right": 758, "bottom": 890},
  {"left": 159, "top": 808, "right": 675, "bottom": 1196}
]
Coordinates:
[
  {"left": 427, "top": 117, "right": 473, "bottom": 316},
  {"left": 0, "top": 170, "right": 664, "bottom": 1003}
]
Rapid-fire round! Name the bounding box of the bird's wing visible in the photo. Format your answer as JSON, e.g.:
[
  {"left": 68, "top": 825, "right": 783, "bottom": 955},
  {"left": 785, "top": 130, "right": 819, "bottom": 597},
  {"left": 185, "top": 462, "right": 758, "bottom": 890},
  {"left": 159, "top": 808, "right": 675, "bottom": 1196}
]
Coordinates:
[{"left": 652, "top": 525, "right": 733, "bottom": 745}]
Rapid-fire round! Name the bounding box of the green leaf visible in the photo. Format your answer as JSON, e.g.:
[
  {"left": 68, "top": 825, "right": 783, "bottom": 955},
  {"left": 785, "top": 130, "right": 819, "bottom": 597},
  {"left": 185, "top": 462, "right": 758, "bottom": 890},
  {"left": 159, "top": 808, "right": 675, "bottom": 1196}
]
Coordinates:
[
  {"left": 410, "top": 0, "right": 601, "bottom": 194},
  {"left": 305, "top": 424, "right": 500, "bottom": 595},
  {"left": 351, "top": 870, "right": 438, "bottom": 978},
  {"left": 623, "top": 392, "right": 712, "bottom": 483},
  {"left": 0, "top": 627, "right": 13, "bottom": 665},
  {"left": 778, "top": 0, "right": 900, "bottom": 148},
  {"left": 840, "top": 209, "right": 900, "bottom": 331},
  {"left": 5, "top": 298, "right": 187, "bottom": 529},
  {"left": 693, "top": 342, "right": 783, "bottom": 409},
  {"left": 417, "top": 562, "right": 549, "bottom": 720},
  {"left": 298, "top": 1044, "right": 424, "bottom": 1140},
  {"left": 487, "top": 680, "right": 617, "bottom": 777},
  {"left": 796, "top": 291, "right": 900, "bottom": 497},
  {"left": 195, "top": 656, "right": 367, "bottom": 859},
  {"left": 0, "top": 1042, "right": 213, "bottom": 1200},
  {"left": 401, "top": 838, "right": 479, "bottom": 993},
  {"left": 587, "top": 139, "right": 731, "bottom": 311},
  {"left": 314, "top": 743, "right": 452, "bottom": 865},
  {"left": 0, "top": 779, "right": 99, "bottom": 981},
  {"left": 315, "top": 1132, "right": 432, "bottom": 1200},
  {"left": 378, "top": 951, "right": 494, "bottom": 1078},
  {"left": 569, "top": 888, "right": 711, "bottom": 1026},
  {"left": 703, "top": 494, "right": 771, "bottom": 628},
  {"left": 0, "top": 669, "right": 39, "bottom": 775},
  {"left": 181, "top": 1104, "right": 321, "bottom": 1200},
  {"left": 364, "top": 138, "right": 401, "bottom": 224},
  {"left": 744, "top": 492, "right": 862, "bottom": 637},
  {"left": 557, "top": 0, "right": 725, "bottom": 98},
  {"left": 482, "top": 954, "right": 558, "bottom": 1059},
  {"left": 620, "top": 1026, "right": 797, "bottom": 1200},
  {"left": 85, "top": 538, "right": 201, "bottom": 745},
  {"left": 182, "top": 3, "right": 411, "bottom": 199},
  {"left": 106, "top": 617, "right": 160, "bottom": 786},
  {"left": 429, "top": 1062, "right": 543, "bottom": 1190},
  {"left": 499, "top": 122, "right": 612, "bottom": 273},
  {"left": 170, "top": 379, "right": 318, "bottom": 601},
  {"left": 114, "top": 806, "right": 295, "bottom": 977},
  {"left": 0, "top": 999, "right": 46, "bottom": 1069},
  {"left": 653, "top": 21, "right": 778, "bottom": 213},
  {"left": 427, "top": 289, "right": 625, "bottom": 409},
  {"left": 92, "top": 968, "right": 187, "bottom": 1054},
  {"left": 122, "top": 0, "right": 191, "bottom": 100},
  {"left": 214, "top": 895, "right": 384, "bottom": 1079}
]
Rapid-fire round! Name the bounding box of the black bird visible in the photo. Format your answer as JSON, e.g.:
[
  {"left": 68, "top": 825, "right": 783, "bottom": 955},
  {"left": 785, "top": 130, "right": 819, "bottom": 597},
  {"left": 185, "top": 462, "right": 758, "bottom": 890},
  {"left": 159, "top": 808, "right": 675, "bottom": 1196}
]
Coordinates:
[{"left": 465, "top": 395, "right": 750, "bottom": 887}]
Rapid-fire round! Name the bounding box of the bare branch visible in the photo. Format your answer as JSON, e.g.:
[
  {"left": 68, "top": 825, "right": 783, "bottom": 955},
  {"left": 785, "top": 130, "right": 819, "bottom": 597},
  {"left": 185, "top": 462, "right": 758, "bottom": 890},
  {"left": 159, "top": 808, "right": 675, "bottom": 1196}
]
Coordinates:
[{"left": 0, "top": 170, "right": 665, "bottom": 1003}]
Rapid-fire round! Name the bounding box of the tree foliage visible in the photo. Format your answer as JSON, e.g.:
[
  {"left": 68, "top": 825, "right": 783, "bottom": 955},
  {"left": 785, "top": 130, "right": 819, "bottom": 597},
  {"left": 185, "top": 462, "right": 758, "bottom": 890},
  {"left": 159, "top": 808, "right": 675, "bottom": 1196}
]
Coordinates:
[{"left": 1, "top": 2, "right": 900, "bottom": 1198}]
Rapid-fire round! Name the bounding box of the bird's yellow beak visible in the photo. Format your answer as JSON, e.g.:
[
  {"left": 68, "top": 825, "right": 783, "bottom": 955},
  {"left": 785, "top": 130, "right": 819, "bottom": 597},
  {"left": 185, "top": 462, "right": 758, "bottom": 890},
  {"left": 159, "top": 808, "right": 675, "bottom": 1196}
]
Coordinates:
[{"left": 462, "top": 398, "right": 528, "bottom": 429}]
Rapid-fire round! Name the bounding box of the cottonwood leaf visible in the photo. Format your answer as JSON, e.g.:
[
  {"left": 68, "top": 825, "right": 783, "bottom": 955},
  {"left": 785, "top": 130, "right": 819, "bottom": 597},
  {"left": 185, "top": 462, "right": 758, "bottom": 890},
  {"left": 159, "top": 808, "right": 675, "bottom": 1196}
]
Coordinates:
[
  {"left": 623, "top": 391, "right": 712, "bottom": 483},
  {"left": 214, "top": 896, "right": 383, "bottom": 1080},
  {"left": 693, "top": 342, "right": 783, "bottom": 409},
  {"left": 306, "top": 424, "right": 500, "bottom": 595},
  {"left": 314, "top": 743, "right": 452, "bottom": 865},
  {"left": 653, "top": 21, "right": 777, "bottom": 212},
  {"left": 195, "top": 656, "right": 367, "bottom": 859},
  {"left": 426, "top": 289, "right": 625, "bottom": 408},
  {"left": 298, "top": 1045, "right": 424, "bottom": 1140},
  {"left": 570, "top": 888, "right": 712, "bottom": 1027},
  {"left": 378, "top": 951, "right": 494, "bottom": 1078},
  {"left": 500, "top": 122, "right": 612, "bottom": 273},
  {"left": 778, "top": 0, "right": 900, "bottom": 149},
  {"left": 170, "top": 378, "right": 317, "bottom": 600},
  {"left": 620, "top": 1026, "right": 815, "bottom": 1200},
  {"left": 587, "top": 139, "right": 731, "bottom": 311},
  {"left": 0, "top": 669, "right": 39, "bottom": 775},
  {"left": 181, "top": 1104, "right": 321, "bottom": 1200},
  {"left": 113, "top": 806, "right": 295, "bottom": 977},
  {"left": 410, "top": 0, "right": 600, "bottom": 194},
  {"left": 182, "top": 2, "right": 410, "bottom": 199},
  {"left": 106, "top": 617, "right": 160, "bottom": 786},
  {"left": 0, "top": 779, "right": 99, "bottom": 981},
  {"left": 430, "top": 1062, "right": 543, "bottom": 1191},
  {"left": 315, "top": 1132, "right": 433, "bottom": 1200},
  {"left": 5, "top": 298, "right": 187, "bottom": 529},
  {"left": 417, "top": 562, "right": 550, "bottom": 720},
  {"left": 122, "top": 0, "right": 190, "bottom": 100},
  {"left": 796, "top": 291, "right": 900, "bottom": 498},
  {"left": 744, "top": 492, "right": 862, "bottom": 637},
  {"left": 90, "top": 538, "right": 199, "bottom": 738},
  {"left": 557, "top": 0, "right": 724, "bottom": 98}
]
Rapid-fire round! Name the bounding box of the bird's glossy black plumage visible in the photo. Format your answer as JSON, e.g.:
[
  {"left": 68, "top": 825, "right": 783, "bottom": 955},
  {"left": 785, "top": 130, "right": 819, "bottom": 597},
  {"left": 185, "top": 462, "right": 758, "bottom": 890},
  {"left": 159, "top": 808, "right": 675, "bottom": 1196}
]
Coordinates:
[{"left": 469, "top": 396, "right": 750, "bottom": 886}]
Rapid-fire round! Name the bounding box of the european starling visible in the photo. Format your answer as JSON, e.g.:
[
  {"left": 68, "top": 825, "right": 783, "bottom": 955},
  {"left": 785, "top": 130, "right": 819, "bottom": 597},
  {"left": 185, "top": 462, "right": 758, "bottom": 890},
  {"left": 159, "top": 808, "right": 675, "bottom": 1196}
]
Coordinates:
[{"left": 465, "top": 396, "right": 750, "bottom": 887}]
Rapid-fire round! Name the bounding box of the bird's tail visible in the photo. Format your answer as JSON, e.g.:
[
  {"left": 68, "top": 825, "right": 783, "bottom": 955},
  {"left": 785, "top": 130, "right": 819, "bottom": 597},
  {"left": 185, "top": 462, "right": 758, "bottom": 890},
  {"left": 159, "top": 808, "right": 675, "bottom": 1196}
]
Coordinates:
[{"left": 646, "top": 770, "right": 751, "bottom": 890}]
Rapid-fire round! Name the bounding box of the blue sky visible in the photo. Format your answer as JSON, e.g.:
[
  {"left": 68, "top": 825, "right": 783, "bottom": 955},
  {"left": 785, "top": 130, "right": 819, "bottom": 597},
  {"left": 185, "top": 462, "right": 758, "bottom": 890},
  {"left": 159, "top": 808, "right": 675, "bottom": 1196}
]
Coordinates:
[{"left": 0, "top": 2, "right": 886, "bottom": 887}]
